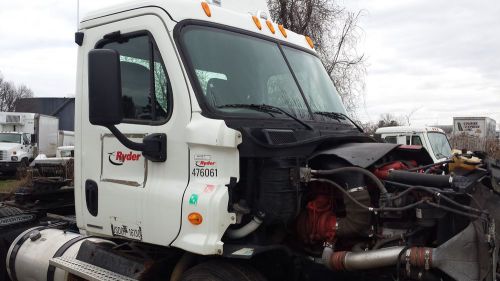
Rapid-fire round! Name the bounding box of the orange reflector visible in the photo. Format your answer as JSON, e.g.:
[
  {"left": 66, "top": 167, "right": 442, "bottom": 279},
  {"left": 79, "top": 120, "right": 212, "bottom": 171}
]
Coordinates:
[
  {"left": 252, "top": 15, "right": 262, "bottom": 30},
  {"left": 305, "top": 36, "right": 314, "bottom": 49},
  {"left": 266, "top": 20, "right": 275, "bottom": 34},
  {"left": 201, "top": 2, "right": 211, "bottom": 17},
  {"left": 188, "top": 212, "right": 203, "bottom": 225},
  {"left": 278, "top": 24, "right": 287, "bottom": 38}
]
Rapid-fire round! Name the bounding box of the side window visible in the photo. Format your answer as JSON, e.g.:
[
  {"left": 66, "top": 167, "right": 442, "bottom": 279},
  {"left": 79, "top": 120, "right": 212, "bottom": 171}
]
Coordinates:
[
  {"left": 412, "top": 135, "right": 423, "bottom": 145},
  {"left": 406, "top": 136, "right": 411, "bottom": 145},
  {"left": 22, "top": 133, "right": 30, "bottom": 144},
  {"left": 99, "top": 33, "right": 171, "bottom": 122},
  {"left": 384, "top": 136, "right": 397, "bottom": 144}
]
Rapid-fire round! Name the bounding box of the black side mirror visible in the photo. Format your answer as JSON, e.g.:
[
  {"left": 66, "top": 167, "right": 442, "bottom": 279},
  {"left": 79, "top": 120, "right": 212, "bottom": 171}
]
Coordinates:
[
  {"left": 88, "top": 49, "right": 123, "bottom": 126},
  {"left": 87, "top": 49, "right": 167, "bottom": 162},
  {"left": 31, "top": 134, "right": 37, "bottom": 144}
]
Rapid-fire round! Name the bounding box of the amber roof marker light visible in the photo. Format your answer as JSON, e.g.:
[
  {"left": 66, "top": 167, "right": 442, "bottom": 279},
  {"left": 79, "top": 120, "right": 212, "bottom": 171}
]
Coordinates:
[
  {"left": 252, "top": 15, "right": 262, "bottom": 30},
  {"left": 201, "top": 2, "right": 211, "bottom": 17},
  {"left": 266, "top": 20, "right": 275, "bottom": 34},
  {"left": 278, "top": 24, "right": 287, "bottom": 38},
  {"left": 305, "top": 36, "right": 314, "bottom": 49}
]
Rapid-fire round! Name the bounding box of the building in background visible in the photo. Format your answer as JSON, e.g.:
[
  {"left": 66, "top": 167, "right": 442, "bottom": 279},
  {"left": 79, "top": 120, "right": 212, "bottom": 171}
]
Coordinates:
[{"left": 15, "top": 97, "right": 75, "bottom": 131}]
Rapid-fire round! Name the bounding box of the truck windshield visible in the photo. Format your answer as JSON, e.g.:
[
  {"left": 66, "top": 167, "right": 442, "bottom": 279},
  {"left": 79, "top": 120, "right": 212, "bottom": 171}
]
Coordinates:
[
  {"left": 427, "top": 132, "right": 452, "bottom": 159},
  {"left": 180, "top": 25, "right": 347, "bottom": 121},
  {"left": 0, "top": 133, "right": 21, "bottom": 143}
]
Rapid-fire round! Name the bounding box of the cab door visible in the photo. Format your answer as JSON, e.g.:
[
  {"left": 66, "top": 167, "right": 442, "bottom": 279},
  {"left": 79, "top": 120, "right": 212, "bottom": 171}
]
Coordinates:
[{"left": 77, "top": 12, "right": 191, "bottom": 246}]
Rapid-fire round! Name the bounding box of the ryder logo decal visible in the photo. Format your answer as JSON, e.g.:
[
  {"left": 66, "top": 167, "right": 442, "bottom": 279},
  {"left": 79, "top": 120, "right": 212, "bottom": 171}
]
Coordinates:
[
  {"left": 195, "top": 160, "right": 216, "bottom": 167},
  {"left": 108, "top": 151, "right": 141, "bottom": 166}
]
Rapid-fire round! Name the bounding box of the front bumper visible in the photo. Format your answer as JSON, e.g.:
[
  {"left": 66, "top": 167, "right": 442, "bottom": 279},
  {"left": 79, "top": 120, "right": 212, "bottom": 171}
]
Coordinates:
[{"left": 0, "top": 161, "right": 21, "bottom": 173}]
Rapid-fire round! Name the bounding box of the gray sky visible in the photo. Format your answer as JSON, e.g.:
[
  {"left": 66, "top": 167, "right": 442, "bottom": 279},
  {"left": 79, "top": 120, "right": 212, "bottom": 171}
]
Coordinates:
[{"left": 0, "top": 0, "right": 498, "bottom": 128}]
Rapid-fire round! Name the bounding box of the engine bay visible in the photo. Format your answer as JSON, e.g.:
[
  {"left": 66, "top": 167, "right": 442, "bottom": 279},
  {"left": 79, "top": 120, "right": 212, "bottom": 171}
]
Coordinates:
[{"left": 226, "top": 140, "right": 499, "bottom": 281}]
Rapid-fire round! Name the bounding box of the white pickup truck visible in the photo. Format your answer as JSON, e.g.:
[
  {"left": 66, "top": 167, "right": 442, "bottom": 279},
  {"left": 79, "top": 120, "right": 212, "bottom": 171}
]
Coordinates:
[{"left": 375, "top": 126, "right": 453, "bottom": 163}]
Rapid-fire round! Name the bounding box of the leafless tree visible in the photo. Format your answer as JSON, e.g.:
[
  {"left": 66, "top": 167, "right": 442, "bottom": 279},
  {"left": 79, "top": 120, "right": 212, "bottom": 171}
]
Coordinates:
[
  {"left": 267, "top": 0, "right": 366, "bottom": 116},
  {"left": 377, "top": 113, "right": 402, "bottom": 128},
  {"left": 403, "top": 107, "right": 421, "bottom": 126},
  {"left": 0, "top": 72, "right": 34, "bottom": 111}
]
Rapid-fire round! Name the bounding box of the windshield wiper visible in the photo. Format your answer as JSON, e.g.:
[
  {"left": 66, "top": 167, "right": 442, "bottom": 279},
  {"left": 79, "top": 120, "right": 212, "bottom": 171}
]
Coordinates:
[
  {"left": 313, "top": 111, "right": 364, "bottom": 132},
  {"left": 218, "top": 104, "right": 313, "bottom": 130}
]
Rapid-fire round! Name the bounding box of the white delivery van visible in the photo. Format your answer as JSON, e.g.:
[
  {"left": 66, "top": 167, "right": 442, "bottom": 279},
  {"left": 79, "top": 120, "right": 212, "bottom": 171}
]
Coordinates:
[{"left": 376, "top": 126, "right": 452, "bottom": 163}]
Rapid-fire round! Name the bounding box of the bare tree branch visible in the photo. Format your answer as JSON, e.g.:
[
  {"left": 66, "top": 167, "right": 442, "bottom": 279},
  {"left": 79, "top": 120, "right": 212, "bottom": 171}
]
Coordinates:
[
  {"left": 267, "top": 0, "right": 366, "bottom": 117},
  {"left": 0, "top": 71, "right": 34, "bottom": 111}
]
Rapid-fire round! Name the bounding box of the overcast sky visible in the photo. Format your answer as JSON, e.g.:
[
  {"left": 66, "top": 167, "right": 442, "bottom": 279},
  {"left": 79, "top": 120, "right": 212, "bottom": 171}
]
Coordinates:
[{"left": 0, "top": 0, "right": 499, "bottom": 128}]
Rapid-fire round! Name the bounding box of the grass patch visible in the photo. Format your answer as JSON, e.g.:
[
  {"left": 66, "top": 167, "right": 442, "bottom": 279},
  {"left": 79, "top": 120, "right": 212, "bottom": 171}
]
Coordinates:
[{"left": 0, "top": 179, "right": 23, "bottom": 193}]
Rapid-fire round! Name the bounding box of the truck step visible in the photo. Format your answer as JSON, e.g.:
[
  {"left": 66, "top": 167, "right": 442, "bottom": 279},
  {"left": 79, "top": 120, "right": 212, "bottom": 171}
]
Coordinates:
[{"left": 49, "top": 256, "right": 138, "bottom": 281}]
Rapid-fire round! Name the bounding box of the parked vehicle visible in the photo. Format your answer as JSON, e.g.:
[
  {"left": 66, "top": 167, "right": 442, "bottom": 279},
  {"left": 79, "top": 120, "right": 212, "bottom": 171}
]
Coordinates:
[
  {"left": 453, "top": 116, "right": 497, "bottom": 138},
  {"left": 0, "top": 112, "right": 59, "bottom": 174},
  {"left": 57, "top": 131, "right": 74, "bottom": 147},
  {"left": 1, "top": 1, "right": 500, "bottom": 281},
  {"left": 375, "top": 126, "right": 453, "bottom": 163}
]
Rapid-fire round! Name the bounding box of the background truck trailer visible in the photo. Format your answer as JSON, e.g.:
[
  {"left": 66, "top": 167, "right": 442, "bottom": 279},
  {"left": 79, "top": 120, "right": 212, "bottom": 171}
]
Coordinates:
[
  {"left": 0, "top": 112, "right": 59, "bottom": 174},
  {"left": 453, "top": 116, "right": 497, "bottom": 138}
]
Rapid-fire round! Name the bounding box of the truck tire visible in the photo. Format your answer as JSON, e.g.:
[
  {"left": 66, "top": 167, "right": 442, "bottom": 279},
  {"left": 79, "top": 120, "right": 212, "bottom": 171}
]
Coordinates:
[{"left": 180, "top": 260, "right": 267, "bottom": 281}]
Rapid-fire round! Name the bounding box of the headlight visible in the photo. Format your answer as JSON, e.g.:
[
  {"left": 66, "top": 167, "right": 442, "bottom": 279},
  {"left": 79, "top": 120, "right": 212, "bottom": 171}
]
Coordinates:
[
  {"left": 11, "top": 156, "right": 18, "bottom": 161},
  {"left": 12, "top": 151, "right": 16, "bottom": 155}
]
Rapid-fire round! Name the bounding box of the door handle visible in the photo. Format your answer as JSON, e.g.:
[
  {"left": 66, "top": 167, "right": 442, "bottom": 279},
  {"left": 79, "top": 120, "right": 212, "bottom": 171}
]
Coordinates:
[{"left": 85, "top": 180, "right": 99, "bottom": 216}]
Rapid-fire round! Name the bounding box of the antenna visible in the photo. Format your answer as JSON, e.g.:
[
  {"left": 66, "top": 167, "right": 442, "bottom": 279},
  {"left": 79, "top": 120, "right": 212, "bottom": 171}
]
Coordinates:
[{"left": 76, "top": 0, "right": 80, "bottom": 29}]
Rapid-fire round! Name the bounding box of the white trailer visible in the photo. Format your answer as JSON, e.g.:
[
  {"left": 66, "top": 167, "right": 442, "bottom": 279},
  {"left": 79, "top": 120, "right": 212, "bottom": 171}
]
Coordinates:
[
  {"left": 0, "top": 112, "right": 59, "bottom": 174},
  {"left": 453, "top": 116, "right": 497, "bottom": 138}
]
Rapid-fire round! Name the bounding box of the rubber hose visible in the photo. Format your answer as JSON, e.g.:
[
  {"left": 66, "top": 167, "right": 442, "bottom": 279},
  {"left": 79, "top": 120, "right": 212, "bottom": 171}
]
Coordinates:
[
  {"left": 312, "top": 167, "right": 389, "bottom": 201},
  {"left": 226, "top": 216, "right": 263, "bottom": 239},
  {"left": 387, "top": 170, "right": 452, "bottom": 188}
]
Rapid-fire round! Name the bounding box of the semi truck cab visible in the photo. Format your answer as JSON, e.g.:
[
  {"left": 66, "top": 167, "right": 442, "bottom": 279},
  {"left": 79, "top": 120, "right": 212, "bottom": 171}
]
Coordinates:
[
  {"left": 3, "top": 1, "right": 499, "bottom": 281},
  {"left": 76, "top": 0, "right": 351, "bottom": 254}
]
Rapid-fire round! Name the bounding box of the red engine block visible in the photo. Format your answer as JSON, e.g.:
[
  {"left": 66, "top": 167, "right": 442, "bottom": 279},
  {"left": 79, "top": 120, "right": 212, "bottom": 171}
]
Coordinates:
[
  {"left": 373, "top": 160, "right": 417, "bottom": 180},
  {"left": 297, "top": 193, "right": 337, "bottom": 245}
]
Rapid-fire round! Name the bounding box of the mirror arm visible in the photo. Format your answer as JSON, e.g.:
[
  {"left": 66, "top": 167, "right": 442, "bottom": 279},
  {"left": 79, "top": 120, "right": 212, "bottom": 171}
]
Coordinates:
[
  {"left": 107, "top": 125, "right": 145, "bottom": 151},
  {"left": 106, "top": 125, "right": 167, "bottom": 162}
]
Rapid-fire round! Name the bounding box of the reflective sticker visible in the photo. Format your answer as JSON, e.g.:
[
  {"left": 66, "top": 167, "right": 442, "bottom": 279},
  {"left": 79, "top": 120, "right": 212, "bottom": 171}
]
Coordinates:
[
  {"left": 189, "top": 194, "right": 199, "bottom": 206},
  {"left": 194, "top": 154, "right": 212, "bottom": 161},
  {"left": 203, "top": 184, "right": 216, "bottom": 193},
  {"left": 232, "top": 248, "right": 254, "bottom": 256}
]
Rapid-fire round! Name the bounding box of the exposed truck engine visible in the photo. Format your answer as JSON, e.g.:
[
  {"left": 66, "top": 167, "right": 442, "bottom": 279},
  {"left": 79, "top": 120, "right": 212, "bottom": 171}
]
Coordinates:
[{"left": 1, "top": 0, "right": 500, "bottom": 281}]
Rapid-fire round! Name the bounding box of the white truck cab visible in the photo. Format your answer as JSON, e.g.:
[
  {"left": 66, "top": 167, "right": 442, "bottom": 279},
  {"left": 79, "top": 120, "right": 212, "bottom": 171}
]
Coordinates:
[
  {"left": 74, "top": 0, "right": 332, "bottom": 255},
  {"left": 376, "top": 126, "right": 453, "bottom": 163},
  {"left": 3, "top": 1, "right": 497, "bottom": 281},
  {"left": 0, "top": 132, "right": 33, "bottom": 172},
  {"left": 0, "top": 112, "right": 59, "bottom": 174}
]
